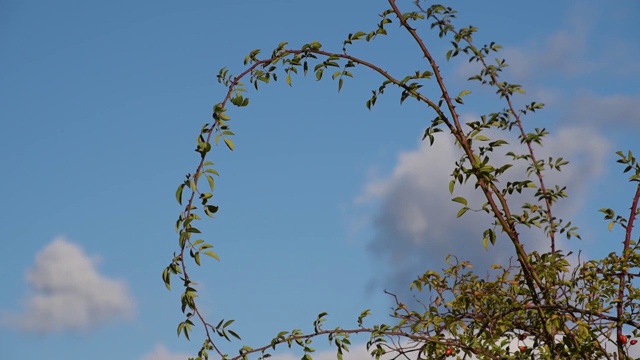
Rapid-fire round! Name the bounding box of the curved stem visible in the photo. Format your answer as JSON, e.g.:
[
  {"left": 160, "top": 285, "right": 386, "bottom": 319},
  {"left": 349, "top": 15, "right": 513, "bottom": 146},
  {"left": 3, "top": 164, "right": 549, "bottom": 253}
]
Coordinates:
[{"left": 616, "top": 184, "right": 640, "bottom": 358}]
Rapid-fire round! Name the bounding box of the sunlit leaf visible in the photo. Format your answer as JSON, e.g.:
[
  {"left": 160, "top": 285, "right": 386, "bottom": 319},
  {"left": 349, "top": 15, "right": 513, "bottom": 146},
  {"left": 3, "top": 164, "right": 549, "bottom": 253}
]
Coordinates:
[{"left": 224, "top": 138, "right": 235, "bottom": 151}]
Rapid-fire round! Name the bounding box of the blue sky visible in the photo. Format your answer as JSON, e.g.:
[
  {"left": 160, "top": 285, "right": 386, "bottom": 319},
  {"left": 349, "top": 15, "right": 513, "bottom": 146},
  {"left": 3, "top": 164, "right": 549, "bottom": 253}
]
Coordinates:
[{"left": 1, "top": 1, "right": 639, "bottom": 359}]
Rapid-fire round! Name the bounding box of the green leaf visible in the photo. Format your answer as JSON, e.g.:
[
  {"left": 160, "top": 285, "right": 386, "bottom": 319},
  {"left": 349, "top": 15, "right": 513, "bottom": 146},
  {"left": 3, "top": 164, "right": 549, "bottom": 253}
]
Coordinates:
[
  {"left": 176, "top": 184, "right": 185, "bottom": 205},
  {"left": 451, "top": 197, "right": 468, "bottom": 206},
  {"left": 224, "top": 138, "right": 235, "bottom": 151},
  {"left": 483, "top": 228, "right": 496, "bottom": 248},
  {"left": 175, "top": 216, "right": 183, "bottom": 233},
  {"left": 366, "top": 31, "right": 375, "bottom": 41},
  {"left": 206, "top": 175, "right": 215, "bottom": 192},
  {"left": 357, "top": 309, "right": 370, "bottom": 326},
  {"left": 456, "top": 207, "right": 468, "bottom": 218},
  {"left": 353, "top": 31, "right": 366, "bottom": 39},
  {"left": 286, "top": 74, "right": 292, "bottom": 86},
  {"left": 192, "top": 239, "right": 204, "bottom": 246},
  {"left": 205, "top": 168, "right": 220, "bottom": 176},
  {"left": 231, "top": 94, "right": 244, "bottom": 106},
  {"left": 162, "top": 267, "right": 171, "bottom": 290},
  {"left": 206, "top": 205, "right": 219, "bottom": 214},
  {"left": 203, "top": 250, "right": 219, "bottom": 262}
]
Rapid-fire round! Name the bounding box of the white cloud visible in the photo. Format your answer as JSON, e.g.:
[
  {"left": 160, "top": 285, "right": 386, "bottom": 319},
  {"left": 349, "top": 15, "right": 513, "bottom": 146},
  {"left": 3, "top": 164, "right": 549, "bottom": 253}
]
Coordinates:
[
  {"left": 356, "top": 124, "right": 609, "bottom": 298},
  {"left": 5, "top": 236, "right": 134, "bottom": 333},
  {"left": 140, "top": 343, "right": 192, "bottom": 360}
]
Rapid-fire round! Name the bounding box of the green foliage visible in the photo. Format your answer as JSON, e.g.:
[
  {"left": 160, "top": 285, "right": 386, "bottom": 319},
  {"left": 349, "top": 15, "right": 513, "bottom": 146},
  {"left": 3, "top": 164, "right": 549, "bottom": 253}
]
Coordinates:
[{"left": 165, "top": 1, "right": 640, "bottom": 359}]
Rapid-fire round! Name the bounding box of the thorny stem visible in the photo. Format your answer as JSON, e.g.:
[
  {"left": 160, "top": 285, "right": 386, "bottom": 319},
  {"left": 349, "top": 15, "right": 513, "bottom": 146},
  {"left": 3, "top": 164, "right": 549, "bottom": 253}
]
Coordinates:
[
  {"left": 428, "top": 0, "right": 561, "bottom": 258},
  {"left": 388, "top": 0, "right": 562, "bottom": 352},
  {"left": 414, "top": 1, "right": 559, "bottom": 255},
  {"left": 471, "top": 39, "right": 558, "bottom": 254},
  {"left": 178, "top": 59, "right": 279, "bottom": 357},
  {"left": 616, "top": 184, "right": 640, "bottom": 358},
  {"left": 389, "top": 0, "right": 541, "bottom": 284}
]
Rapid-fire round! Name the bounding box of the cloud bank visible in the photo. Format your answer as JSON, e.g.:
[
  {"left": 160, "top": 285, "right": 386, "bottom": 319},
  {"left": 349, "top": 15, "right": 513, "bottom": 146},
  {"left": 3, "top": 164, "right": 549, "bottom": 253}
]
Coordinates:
[
  {"left": 5, "top": 236, "right": 134, "bottom": 333},
  {"left": 357, "top": 124, "right": 609, "bottom": 299}
]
